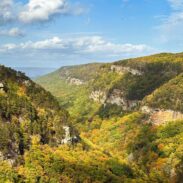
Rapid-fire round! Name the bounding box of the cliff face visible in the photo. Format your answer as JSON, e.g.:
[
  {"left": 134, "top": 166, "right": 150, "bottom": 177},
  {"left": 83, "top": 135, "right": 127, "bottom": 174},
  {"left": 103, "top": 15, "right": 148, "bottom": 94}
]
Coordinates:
[
  {"left": 150, "top": 110, "right": 183, "bottom": 125},
  {"left": 89, "top": 89, "right": 138, "bottom": 111},
  {"left": 106, "top": 89, "right": 139, "bottom": 110},
  {"left": 37, "top": 52, "right": 183, "bottom": 123},
  {"left": 89, "top": 90, "right": 107, "bottom": 104},
  {"left": 111, "top": 65, "right": 143, "bottom": 76},
  {"left": 66, "top": 77, "right": 84, "bottom": 86},
  {"left": 33, "top": 53, "right": 183, "bottom": 182},
  {"left": 141, "top": 106, "right": 183, "bottom": 125}
]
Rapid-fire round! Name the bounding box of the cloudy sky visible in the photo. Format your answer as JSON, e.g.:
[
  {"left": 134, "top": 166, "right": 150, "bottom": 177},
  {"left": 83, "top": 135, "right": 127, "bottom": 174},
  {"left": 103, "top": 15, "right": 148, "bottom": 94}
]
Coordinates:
[{"left": 0, "top": 0, "right": 183, "bottom": 68}]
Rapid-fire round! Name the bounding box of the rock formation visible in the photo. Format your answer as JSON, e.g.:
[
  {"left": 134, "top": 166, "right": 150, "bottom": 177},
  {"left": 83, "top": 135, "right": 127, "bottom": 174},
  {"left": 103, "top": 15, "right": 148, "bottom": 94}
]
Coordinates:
[
  {"left": 111, "top": 65, "right": 142, "bottom": 76},
  {"left": 89, "top": 90, "right": 107, "bottom": 103},
  {"left": 61, "top": 126, "right": 72, "bottom": 144},
  {"left": 141, "top": 106, "right": 183, "bottom": 125},
  {"left": 106, "top": 89, "right": 138, "bottom": 110},
  {"left": 66, "top": 77, "right": 84, "bottom": 86},
  {"left": 90, "top": 89, "right": 138, "bottom": 110}
]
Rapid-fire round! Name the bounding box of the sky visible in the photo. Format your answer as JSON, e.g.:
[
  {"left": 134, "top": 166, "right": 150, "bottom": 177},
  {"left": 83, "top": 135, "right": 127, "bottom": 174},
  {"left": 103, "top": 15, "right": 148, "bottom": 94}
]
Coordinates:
[{"left": 0, "top": 0, "right": 183, "bottom": 68}]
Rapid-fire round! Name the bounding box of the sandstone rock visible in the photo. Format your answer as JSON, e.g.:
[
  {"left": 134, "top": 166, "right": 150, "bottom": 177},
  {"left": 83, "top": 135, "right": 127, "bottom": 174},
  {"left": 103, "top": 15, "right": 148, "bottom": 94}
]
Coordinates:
[
  {"left": 90, "top": 88, "right": 139, "bottom": 110},
  {"left": 141, "top": 106, "right": 183, "bottom": 125},
  {"left": 106, "top": 89, "right": 138, "bottom": 110},
  {"left": 0, "top": 83, "right": 4, "bottom": 88},
  {"left": 0, "top": 82, "right": 5, "bottom": 93},
  {"left": 150, "top": 109, "right": 183, "bottom": 125},
  {"left": 111, "top": 65, "right": 142, "bottom": 76},
  {"left": 67, "top": 77, "right": 84, "bottom": 86},
  {"left": 23, "top": 80, "right": 31, "bottom": 86},
  {"left": 106, "top": 89, "right": 128, "bottom": 110},
  {"left": 61, "top": 126, "right": 78, "bottom": 144},
  {"left": 89, "top": 90, "right": 107, "bottom": 104},
  {"left": 0, "top": 151, "right": 4, "bottom": 161},
  {"left": 141, "top": 106, "right": 153, "bottom": 113},
  {"left": 61, "top": 126, "right": 72, "bottom": 144}
]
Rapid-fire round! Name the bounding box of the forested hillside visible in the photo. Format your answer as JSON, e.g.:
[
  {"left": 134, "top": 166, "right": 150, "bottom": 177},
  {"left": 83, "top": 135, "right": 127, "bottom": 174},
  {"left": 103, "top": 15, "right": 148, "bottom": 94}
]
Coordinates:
[
  {"left": 1, "top": 52, "right": 183, "bottom": 182},
  {"left": 35, "top": 52, "right": 183, "bottom": 182},
  {"left": 37, "top": 52, "right": 183, "bottom": 124},
  {"left": 0, "top": 65, "right": 75, "bottom": 169}
]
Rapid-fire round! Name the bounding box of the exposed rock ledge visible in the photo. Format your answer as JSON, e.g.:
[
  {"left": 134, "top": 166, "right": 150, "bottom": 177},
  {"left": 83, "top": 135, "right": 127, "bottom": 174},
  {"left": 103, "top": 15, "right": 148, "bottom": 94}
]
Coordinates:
[
  {"left": 61, "top": 126, "right": 72, "bottom": 144},
  {"left": 61, "top": 126, "right": 78, "bottom": 144},
  {"left": 0, "top": 82, "right": 4, "bottom": 93},
  {"left": 0, "top": 151, "right": 15, "bottom": 166},
  {"left": 106, "top": 89, "right": 138, "bottom": 110},
  {"left": 89, "top": 90, "right": 107, "bottom": 104},
  {"left": 111, "top": 65, "right": 142, "bottom": 76},
  {"left": 90, "top": 89, "right": 138, "bottom": 110},
  {"left": 66, "top": 77, "right": 84, "bottom": 86},
  {"left": 141, "top": 106, "right": 183, "bottom": 125}
]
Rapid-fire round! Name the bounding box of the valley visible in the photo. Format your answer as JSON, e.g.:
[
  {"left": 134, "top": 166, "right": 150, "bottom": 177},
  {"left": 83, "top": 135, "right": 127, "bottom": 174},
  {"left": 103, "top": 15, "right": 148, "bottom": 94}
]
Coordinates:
[
  {"left": 0, "top": 53, "right": 183, "bottom": 182},
  {"left": 37, "top": 52, "right": 183, "bottom": 182}
]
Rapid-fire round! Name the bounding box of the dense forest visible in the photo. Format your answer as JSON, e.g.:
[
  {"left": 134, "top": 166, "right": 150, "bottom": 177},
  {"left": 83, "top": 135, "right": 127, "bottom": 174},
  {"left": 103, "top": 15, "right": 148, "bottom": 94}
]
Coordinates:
[{"left": 1, "top": 52, "right": 183, "bottom": 182}]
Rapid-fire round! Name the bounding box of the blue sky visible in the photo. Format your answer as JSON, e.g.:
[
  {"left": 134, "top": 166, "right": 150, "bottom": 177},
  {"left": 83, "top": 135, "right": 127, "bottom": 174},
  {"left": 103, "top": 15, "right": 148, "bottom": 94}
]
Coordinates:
[{"left": 0, "top": 0, "right": 182, "bottom": 68}]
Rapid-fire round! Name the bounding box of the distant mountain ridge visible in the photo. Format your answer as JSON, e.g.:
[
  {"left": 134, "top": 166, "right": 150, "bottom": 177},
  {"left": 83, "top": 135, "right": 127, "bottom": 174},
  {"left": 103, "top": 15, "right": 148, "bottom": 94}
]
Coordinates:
[{"left": 14, "top": 67, "right": 57, "bottom": 78}]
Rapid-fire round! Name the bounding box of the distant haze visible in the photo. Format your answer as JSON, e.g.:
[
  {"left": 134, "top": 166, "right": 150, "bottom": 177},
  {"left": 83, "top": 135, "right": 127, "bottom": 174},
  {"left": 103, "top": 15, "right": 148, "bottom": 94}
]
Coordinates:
[{"left": 14, "top": 67, "right": 57, "bottom": 79}]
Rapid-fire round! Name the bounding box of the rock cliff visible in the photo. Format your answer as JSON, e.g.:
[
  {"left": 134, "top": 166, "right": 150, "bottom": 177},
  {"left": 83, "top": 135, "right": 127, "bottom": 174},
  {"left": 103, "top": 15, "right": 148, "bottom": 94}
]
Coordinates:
[
  {"left": 106, "top": 89, "right": 138, "bottom": 110},
  {"left": 89, "top": 90, "right": 107, "bottom": 104},
  {"left": 66, "top": 77, "right": 84, "bottom": 86},
  {"left": 141, "top": 106, "right": 183, "bottom": 125},
  {"left": 90, "top": 89, "right": 138, "bottom": 111},
  {"left": 111, "top": 65, "right": 142, "bottom": 76}
]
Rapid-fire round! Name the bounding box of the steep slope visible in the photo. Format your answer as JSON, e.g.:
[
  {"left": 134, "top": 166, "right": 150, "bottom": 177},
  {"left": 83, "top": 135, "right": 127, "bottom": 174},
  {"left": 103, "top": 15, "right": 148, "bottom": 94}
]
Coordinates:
[
  {"left": 36, "top": 63, "right": 106, "bottom": 123},
  {"left": 34, "top": 52, "right": 183, "bottom": 182},
  {"left": 144, "top": 73, "right": 183, "bottom": 112},
  {"left": 36, "top": 52, "right": 183, "bottom": 123},
  {"left": 81, "top": 113, "right": 183, "bottom": 182},
  {"left": 0, "top": 65, "right": 74, "bottom": 161},
  {"left": 0, "top": 65, "right": 141, "bottom": 183},
  {"left": 2, "top": 53, "right": 183, "bottom": 182}
]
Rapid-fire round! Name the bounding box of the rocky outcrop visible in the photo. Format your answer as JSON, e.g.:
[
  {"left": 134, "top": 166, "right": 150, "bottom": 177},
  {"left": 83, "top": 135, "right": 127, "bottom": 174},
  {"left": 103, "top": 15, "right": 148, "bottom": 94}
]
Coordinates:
[
  {"left": 141, "top": 106, "right": 152, "bottom": 113},
  {"left": 61, "top": 126, "right": 78, "bottom": 144},
  {"left": 66, "top": 77, "right": 84, "bottom": 86},
  {"left": 0, "top": 151, "right": 4, "bottom": 161},
  {"left": 23, "top": 80, "right": 31, "bottom": 86},
  {"left": 106, "top": 89, "right": 139, "bottom": 110},
  {"left": 89, "top": 90, "right": 107, "bottom": 103},
  {"left": 0, "top": 82, "right": 4, "bottom": 92},
  {"left": 61, "top": 126, "right": 72, "bottom": 144},
  {"left": 90, "top": 89, "right": 138, "bottom": 110},
  {"left": 111, "top": 65, "right": 142, "bottom": 76},
  {"left": 141, "top": 106, "right": 183, "bottom": 125},
  {"left": 0, "top": 151, "right": 16, "bottom": 166}
]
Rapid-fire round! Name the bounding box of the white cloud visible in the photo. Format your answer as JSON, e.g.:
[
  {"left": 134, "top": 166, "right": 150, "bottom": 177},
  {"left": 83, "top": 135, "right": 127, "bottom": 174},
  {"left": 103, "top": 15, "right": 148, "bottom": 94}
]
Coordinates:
[
  {"left": 68, "top": 36, "right": 149, "bottom": 54},
  {"left": 19, "top": 0, "right": 85, "bottom": 23},
  {"left": 158, "top": 0, "right": 183, "bottom": 42},
  {"left": 0, "top": 0, "right": 14, "bottom": 24},
  {"left": 0, "top": 36, "right": 152, "bottom": 57},
  {"left": 0, "top": 27, "right": 24, "bottom": 37},
  {"left": 19, "top": 0, "right": 67, "bottom": 23},
  {"left": 168, "top": 0, "right": 183, "bottom": 9},
  {"left": 0, "top": 0, "right": 85, "bottom": 25},
  {"left": 20, "top": 37, "right": 64, "bottom": 49}
]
